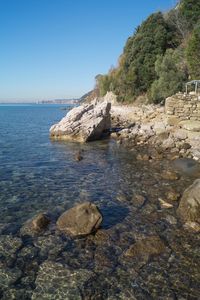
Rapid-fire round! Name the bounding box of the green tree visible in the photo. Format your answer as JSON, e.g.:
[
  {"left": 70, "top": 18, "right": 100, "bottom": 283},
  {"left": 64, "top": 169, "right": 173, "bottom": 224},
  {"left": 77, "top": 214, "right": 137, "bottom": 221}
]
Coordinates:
[
  {"left": 180, "top": 0, "right": 200, "bottom": 30},
  {"left": 150, "top": 48, "right": 188, "bottom": 103},
  {"left": 103, "top": 12, "right": 177, "bottom": 102},
  {"left": 186, "top": 26, "right": 200, "bottom": 79}
]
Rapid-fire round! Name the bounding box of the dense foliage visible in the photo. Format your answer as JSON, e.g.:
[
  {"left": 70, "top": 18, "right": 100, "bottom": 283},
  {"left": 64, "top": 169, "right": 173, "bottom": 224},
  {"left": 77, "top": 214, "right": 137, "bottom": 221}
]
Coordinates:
[
  {"left": 96, "top": 0, "right": 200, "bottom": 103},
  {"left": 186, "top": 25, "right": 200, "bottom": 79},
  {"left": 150, "top": 48, "right": 188, "bottom": 103}
]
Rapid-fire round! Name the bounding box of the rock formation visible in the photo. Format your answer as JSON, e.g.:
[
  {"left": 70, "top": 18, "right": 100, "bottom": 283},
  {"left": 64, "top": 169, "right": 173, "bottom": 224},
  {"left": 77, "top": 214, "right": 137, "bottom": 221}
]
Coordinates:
[{"left": 50, "top": 100, "right": 111, "bottom": 142}]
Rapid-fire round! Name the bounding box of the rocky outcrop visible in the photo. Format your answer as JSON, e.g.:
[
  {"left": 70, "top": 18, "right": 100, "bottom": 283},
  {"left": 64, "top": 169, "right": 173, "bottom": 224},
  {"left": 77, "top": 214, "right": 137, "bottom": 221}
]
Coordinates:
[
  {"left": 177, "top": 179, "right": 200, "bottom": 225},
  {"left": 57, "top": 202, "right": 102, "bottom": 236},
  {"left": 50, "top": 100, "right": 111, "bottom": 142}
]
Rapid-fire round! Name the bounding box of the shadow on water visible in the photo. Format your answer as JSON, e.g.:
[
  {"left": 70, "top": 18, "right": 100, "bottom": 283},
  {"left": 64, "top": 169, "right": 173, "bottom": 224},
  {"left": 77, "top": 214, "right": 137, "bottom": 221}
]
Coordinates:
[{"left": 100, "top": 204, "right": 129, "bottom": 229}]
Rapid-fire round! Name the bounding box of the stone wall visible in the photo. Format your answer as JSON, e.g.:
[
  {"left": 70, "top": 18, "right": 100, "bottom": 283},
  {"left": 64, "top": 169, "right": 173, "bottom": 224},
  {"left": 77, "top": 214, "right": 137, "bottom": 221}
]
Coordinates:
[{"left": 165, "top": 93, "right": 200, "bottom": 122}]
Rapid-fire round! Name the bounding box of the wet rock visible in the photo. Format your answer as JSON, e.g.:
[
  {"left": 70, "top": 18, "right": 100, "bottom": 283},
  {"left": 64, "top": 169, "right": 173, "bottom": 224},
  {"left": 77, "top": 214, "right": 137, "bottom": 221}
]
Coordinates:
[
  {"left": 95, "top": 246, "right": 118, "bottom": 271},
  {"left": 166, "top": 191, "right": 180, "bottom": 201},
  {"left": 177, "top": 179, "right": 200, "bottom": 224},
  {"left": 50, "top": 100, "right": 111, "bottom": 142},
  {"left": 161, "top": 170, "right": 180, "bottom": 180},
  {"left": 0, "top": 235, "right": 22, "bottom": 258},
  {"left": 32, "top": 260, "right": 94, "bottom": 300},
  {"left": 0, "top": 263, "right": 22, "bottom": 288},
  {"left": 158, "top": 198, "right": 173, "bottom": 209},
  {"left": 124, "top": 235, "right": 166, "bottom": 263},
  {"left": 93, "top": 229, "right": 112, "bottom": 245},
  {"left": 1, "top": 288, "right": 32, "bottom": 300},
  {"left": 34, "top": 235, "right": 64, "bottom": 259},
  {"left": 136, "top": 154, "right": 151, "bottom": 161},
  {"left": 132, "top": 194, "right": 146, "bottom": 208},
  {"left": 57, "top": 202, "right": 102, "bottom": 236},
  {"left": 75, "top": 150, "right": 83, "bottom": 161},
  {"left": 20, "top": 213, "right": 50, "bottom": 236},
  {"left": 165, "top": 215, "right": 177, "bottom": 225},
  {"left": 183, "top": 221, "right": 200, "bottom": 232}
]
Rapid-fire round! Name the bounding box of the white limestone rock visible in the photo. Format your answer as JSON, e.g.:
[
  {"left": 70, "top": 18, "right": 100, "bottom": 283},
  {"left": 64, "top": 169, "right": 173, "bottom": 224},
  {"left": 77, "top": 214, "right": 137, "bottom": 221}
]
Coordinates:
[{"left": 50, "top": 100, "right": 111, "bottom": 142}]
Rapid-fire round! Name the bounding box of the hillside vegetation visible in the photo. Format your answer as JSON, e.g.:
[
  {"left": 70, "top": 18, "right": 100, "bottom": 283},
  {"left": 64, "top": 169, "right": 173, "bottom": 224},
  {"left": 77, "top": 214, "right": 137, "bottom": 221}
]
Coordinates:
[{"left": 96, "top": 0, "right": 200, "bottom": 104}]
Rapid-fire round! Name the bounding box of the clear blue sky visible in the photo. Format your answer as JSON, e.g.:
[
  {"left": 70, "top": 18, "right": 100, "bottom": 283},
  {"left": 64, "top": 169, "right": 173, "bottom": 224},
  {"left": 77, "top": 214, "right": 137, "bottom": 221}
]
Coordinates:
[{"left": 0, "top": 0, "right": 176, "bottom": 101}]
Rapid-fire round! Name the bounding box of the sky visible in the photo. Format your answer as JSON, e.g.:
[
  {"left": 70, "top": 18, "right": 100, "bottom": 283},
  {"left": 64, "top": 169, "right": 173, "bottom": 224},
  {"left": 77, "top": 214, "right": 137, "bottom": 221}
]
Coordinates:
[{"left": 0, "top": 0, "right": 176, "bottom": 102}]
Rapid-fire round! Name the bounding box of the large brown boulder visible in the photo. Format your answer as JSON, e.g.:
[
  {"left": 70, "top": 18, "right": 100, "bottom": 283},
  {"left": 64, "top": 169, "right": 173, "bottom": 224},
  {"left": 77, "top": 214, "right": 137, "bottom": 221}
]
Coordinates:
[
  {"left": 57, "top": 202, "right": 102, "bottom": 236},
  {"left": 177, "top": 179, "right": 200, "bottom": 223},
  {"left": 50, "top": 100, "right": 111, "bottom": 142}
]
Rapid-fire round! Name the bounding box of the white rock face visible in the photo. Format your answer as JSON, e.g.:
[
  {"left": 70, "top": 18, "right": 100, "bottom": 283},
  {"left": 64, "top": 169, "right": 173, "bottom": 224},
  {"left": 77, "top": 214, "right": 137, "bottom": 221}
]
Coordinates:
[{"left": 50, "top": 100, "right": 111, "bottom": 142}]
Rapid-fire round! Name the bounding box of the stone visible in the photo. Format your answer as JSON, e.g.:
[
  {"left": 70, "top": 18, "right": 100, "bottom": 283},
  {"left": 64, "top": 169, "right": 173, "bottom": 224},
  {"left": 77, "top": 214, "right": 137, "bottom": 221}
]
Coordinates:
[
  {"left": 166, "top": 191, "right": 180, "bottom": 201},
  {"left": 136, "top": 154, "right": 151, "bottom": 161},
  {"left": 183, "top": 221, "right": 200, "bottom": 232},
  {"left": 20, "top": 213, "right": 50, "bottom": 236},
  {"left": 50, "top": 100, "right": 111, "bottom": 142},
  {"left": 172, "top": 129, "right": 188, "bottom": 140},
  {"left": 132, "top": 194, "right": 146, "bottom": 208},
  {"left": 161, "top": 137, "right": 175, "bottom": 150},
  {"left": 57, "top": 202, "right": 102, "bottom": 236},
  {"left": 125, "top": 235, "right": 165, "bottom": 262},
  {"left": 75, "top": 150, "right": 83, "bottom": 161},
  {"left": 32, "top": 261, "right": 93, "bottom": 300},
  {"left": 0, "top": 235, "right": 22, "bottom": 258},
  {"left": 153, "top": 121, "right": 166, "bottom": 135},
  {"left": 177, "top": 179, "right": 200, "bottom": 224},
  {"left": 158, "top": 198, "right": 173, "bottom": 209},
  {"left": 0, "top": 263, "right": 22, "bottom": 288},
  {"left": 167, "top": 116, "right": 180, "bottom": 126},
  {"left": 165, "top": 215, "right": 177, "bottom": 225},
  {"left": 179, "top": 120, "right": 200, "bottom": 132},
  {"left": 161, "top": 171, "right": 180, "bottom": 180}
]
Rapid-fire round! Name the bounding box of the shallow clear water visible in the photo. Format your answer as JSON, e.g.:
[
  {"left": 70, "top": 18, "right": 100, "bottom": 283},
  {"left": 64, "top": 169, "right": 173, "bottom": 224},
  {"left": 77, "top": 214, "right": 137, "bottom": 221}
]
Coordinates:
[{"left": 0, "top": 104, "right": 199, "bottom": 299}]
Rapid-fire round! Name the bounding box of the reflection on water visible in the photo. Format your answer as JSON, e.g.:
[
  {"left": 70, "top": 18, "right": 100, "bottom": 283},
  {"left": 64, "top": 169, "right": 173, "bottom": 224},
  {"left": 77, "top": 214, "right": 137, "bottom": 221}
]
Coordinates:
[{"left": 0, "top": 105, "right": 200, "bottom": 299}]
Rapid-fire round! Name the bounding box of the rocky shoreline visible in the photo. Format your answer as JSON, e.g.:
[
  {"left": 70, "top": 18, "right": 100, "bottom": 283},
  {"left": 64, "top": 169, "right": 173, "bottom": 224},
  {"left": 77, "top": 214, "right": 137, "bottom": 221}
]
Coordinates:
[
  {"left": 0, "top": 97, "right": 199, "bottom": 299},
  {"left": 111, "top": 100, "right": 200, "bottom": 163},
  {"left": 49, "top": 93, "right": 200, "bottom": 232}
]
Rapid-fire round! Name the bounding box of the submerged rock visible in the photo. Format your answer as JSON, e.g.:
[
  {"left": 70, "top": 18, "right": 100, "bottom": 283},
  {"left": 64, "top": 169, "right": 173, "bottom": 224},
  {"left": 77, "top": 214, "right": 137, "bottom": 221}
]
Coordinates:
[
  {"left": 20, "top": 213, "right": 50, "bottom": 236},
  {"left": 161, "top": 170, "right": 180, "bottom": 180},
  {"left": 0, "top": 264, "right": 22, "bottom": 289},
  {"left": 75, "top": 150, "right": 83, "bottom": 161},
  {"left": 57, "top": 202, "right": 102, "bottom": 236},
  {"left": 177, "top": 179, "right": 200, "bottom": 224},
  {"left": 0, "top": 235, "right": 22, "bottom": 258},
  {"left": 50, "top": 100, "right": 111, "bottom": 142},
  {"left": 32, "top": 261, "right": 94, "bottom": 300},
  {"left": 124, "top": 235, "right": 165, "bottom": 263}
]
